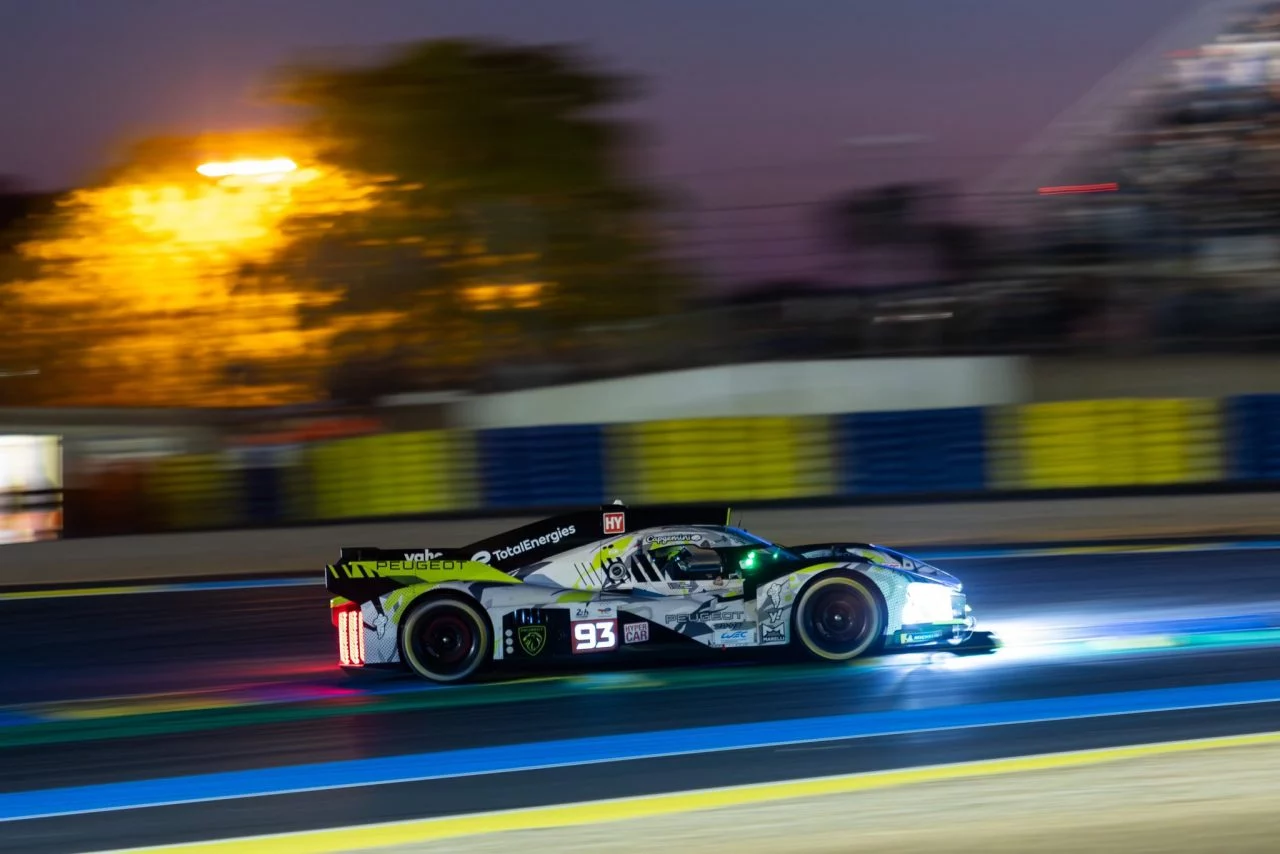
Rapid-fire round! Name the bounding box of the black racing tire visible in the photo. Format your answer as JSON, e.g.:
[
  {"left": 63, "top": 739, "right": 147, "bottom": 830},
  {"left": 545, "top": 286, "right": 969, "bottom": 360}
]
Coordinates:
[
  {"left": 400, "top": 596, "right": 490, "bottom": 683},
  {"left": 792, "top": 573, "right": 885, "bottom": 661}
]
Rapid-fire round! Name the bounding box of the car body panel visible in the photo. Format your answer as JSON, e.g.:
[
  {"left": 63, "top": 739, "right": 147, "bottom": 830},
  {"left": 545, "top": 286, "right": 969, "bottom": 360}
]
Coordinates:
[{"left": 324, "top": 504, "right": 976, "bottom": 672}]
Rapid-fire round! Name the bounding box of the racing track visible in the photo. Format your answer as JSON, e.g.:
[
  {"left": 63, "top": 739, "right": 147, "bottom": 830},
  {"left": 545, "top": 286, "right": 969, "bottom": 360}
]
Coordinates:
[{"left": 4, "top": 544, "right": 1280, "bottom": 852}]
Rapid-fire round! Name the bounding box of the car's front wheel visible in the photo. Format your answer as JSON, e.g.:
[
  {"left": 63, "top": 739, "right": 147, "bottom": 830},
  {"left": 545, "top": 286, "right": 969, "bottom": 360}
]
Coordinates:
[
  {"left": 400, "top": 597, "right": 490, "bottom": 683},
  {"left": 793, "top": 574, "right": 884, "bottom": 661}
]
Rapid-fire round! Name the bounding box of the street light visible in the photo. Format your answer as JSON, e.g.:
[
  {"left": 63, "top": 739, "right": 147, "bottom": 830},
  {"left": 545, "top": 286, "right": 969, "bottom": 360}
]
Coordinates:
[{"left": 196, "top": 158, "right": 298, "bottom": 179}]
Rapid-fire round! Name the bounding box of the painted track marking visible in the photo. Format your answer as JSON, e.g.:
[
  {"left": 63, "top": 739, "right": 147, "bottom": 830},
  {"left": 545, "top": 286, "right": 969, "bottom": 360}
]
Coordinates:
[
  {"left": 4, "top": 679, "right": 1280, "bottom": 823},
  {"left": 89, "top": 729, "right": 1280, "bottom": 853}
]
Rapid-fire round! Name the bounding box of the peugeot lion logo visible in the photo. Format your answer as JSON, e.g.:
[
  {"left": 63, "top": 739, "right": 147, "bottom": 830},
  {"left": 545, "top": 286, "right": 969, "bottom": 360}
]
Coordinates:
[{"left": 517, "top": 625, "right": 547, "bottom": 656}]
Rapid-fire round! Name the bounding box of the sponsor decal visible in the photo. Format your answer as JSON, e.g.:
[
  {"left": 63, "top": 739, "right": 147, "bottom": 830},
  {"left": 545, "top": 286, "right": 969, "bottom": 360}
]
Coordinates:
[
  {"left": 715, "top": 628, "right": 753, "bottom": 646},
  {"left": 333, "top": 559, "right": 467, "bottom": 578},
  {"left": 574, "top": 604, "right": 615, "bottom": 619},
  {"left": 691, "top": 599, "right": 737, "bottom": 621},
  {"left": 603, "top": 512, "right": 626, "bottom": 535},
  {"left": 761, "top": 620, "right": 786, "bottom": 643},
  {"left": 403, "top": 549, "right": 443, "bottom": 561},
  {"left": 759, "top": 576, "right": 800, "bottom": 617},
  {"left": 572, "top": 619, "right": 617, "bottom": 653},
  {"left": 471, "top": 525, "right": 577, "bottom": 564},
  {"left": 623, "top": 622, "right": 650, "bottom": 644},
  {"left": 644, "top": 531, "right": 711, "bottom": 547},
  {"left": 516, "top": 624, "right": 547, "bottom": 656},
  {"left": 666, "top": 608, "right": 746, "bottom": 625},
  {"left": 666, "top": 580, "right": 697, "bottom": 593}
]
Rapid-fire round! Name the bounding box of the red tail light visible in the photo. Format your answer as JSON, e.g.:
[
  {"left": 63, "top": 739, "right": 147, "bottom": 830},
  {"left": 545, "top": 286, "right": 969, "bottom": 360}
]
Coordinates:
[{"left": 334, "top": 603, "right": 365, "bottom": 667}]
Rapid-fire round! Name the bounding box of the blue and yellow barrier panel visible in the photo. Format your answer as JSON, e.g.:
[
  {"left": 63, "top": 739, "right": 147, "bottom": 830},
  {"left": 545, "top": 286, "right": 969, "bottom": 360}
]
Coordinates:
[
  {"left": 1227, "top": 393, "right": 1280, "bottom": 481},
  {"left": 607, "top": 415, "right": 835, "bottom": 504},
  {"left": 146, "top": 454, "right": 243, "bottom": 531},
  {"left": 307, "top": 430, "right": 478, "bottom": 520},
  {"left": 838, "top": 407, "right": 987, "bottom": 495},
  {"left": 478, "top": 425, "right": 606, "bottom": 508},
  {"left": 992, "top": 398, "right": 1223, "bottom": 490},
  {"left": 127, "top": 393, "right": 1280, "bottom": 532}
]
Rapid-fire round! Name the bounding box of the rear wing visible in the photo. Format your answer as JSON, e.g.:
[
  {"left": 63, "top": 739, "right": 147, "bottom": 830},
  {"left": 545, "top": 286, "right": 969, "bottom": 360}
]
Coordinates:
[
  {"left": 325, "top": 547, "right": 519, "bottom": 604},
  {"left": 336, "top": 546, "right": 467, "bottom": 563}
]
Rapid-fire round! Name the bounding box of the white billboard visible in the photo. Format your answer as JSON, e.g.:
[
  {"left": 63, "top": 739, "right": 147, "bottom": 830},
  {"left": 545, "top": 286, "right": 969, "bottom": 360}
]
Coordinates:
[{"left": 0, "top": 435, "right": 63, "bottom": 544}]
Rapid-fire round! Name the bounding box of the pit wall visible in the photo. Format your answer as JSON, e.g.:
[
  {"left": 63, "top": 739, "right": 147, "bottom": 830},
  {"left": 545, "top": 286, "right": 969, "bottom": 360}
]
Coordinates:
[{"left": 57, "top": 394, "right": 1280, "bottom": 537}]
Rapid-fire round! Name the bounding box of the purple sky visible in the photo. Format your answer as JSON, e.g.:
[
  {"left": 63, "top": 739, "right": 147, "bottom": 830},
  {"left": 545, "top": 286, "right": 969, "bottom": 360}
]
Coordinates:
[{"left": 3, "top": 0, "right": 1203, "bottom": 282}]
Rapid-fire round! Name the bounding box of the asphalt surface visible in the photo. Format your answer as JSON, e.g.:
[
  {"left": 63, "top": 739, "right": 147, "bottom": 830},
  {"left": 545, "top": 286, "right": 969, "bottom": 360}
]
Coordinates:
[{"left": 4, "top": 548, "right": 1280, "bottom": 853}]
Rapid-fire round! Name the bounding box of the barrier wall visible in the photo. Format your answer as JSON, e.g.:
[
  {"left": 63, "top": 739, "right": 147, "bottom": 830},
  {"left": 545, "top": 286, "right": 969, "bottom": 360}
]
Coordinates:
[
  {"left": 458, "top": 357, "right": 1030, "bottom": 427},
  {"left": 55, "top": 394, "right": 1280, "bottom": 536}
]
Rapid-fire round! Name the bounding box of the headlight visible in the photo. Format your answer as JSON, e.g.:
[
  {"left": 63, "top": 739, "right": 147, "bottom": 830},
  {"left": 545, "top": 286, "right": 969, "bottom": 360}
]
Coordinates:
[{"left": 902, "top": 582, "right": 955, "bottom": 624}]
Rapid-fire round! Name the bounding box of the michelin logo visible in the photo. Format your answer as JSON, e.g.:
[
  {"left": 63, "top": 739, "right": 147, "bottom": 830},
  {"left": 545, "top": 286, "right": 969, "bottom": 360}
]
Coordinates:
[
  {"left": 403, "top": 549, "right": 444, "bottom": 560},
  {"left": 472, "top": 525, "right": 577, "bottom": 564}
]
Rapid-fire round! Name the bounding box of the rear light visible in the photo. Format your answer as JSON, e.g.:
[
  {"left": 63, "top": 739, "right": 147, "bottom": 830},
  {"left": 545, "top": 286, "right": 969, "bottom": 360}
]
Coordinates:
[{"left": 334, "top": 603, "right": 365, "bottom": 667}]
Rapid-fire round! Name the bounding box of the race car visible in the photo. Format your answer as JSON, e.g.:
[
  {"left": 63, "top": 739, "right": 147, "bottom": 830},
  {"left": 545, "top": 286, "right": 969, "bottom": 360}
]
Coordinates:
[{"left": 325, "top": 503, "right": 978, "bottom": 683}]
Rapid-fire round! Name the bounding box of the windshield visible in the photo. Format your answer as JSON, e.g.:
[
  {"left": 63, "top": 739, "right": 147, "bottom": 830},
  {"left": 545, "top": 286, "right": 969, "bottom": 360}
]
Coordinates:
[{"left": 724, "top": 526, "right": 802, "bottom": 561}]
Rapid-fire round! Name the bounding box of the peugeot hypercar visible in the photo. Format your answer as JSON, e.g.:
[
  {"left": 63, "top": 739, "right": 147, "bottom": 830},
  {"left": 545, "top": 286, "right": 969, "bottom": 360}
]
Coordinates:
[{"left": 326, "top": 503, "right": 977, "bottom": 682}]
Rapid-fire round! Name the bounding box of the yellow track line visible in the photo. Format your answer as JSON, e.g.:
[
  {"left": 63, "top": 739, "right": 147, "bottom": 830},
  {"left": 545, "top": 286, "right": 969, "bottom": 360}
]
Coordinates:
[
  {"left": 0, "top": 586, "right": 166, "bottom": 601},
  {"left": 95, "top": 729, "right": 1280, "bottom": 854}
]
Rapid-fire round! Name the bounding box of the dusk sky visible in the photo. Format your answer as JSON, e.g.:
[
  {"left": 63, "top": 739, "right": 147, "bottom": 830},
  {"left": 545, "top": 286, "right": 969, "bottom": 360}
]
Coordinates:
[{"left": 2, "top": 0, "right": 1207, "bottom": 281}]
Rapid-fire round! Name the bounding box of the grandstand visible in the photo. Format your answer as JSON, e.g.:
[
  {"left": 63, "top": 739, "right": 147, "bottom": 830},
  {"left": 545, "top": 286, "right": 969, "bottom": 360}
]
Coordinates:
[{"left": 977, "top": 0, "right": 1277, "bottom": 223}]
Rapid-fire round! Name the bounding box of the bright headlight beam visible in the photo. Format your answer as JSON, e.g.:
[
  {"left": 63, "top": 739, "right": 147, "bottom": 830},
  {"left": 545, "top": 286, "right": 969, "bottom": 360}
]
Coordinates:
[
  {"left": 196, "top": 158, "right": 298, "bottom": 179},
  {"left": 902, "top": 582, "right": 955, "bottom": 625}
]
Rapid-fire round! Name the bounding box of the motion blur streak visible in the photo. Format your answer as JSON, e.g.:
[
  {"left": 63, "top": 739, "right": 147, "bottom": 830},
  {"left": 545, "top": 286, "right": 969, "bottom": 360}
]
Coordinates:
[
  {"left": 0, "top": 576, "right": 319, "bottom": 602},
  {"left": 4, "top": 537, "right": 1279, "bottom": 602},
  {"left": 83, "top": 730, "right": 1280, "bottom": 854},
  {"left": 4, "top": 679, "right": 1280, "bottom": 822},
  {"left": 3, "top": 546, "right": 1280, "bottom": 852}
]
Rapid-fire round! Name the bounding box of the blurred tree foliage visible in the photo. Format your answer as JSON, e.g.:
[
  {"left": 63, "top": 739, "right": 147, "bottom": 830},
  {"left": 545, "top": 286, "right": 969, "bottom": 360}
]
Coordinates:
[
  {"left": 0, "top": 39, "right": 690, "bottom": 407},
  {"left": 269, "top": 39, "right": 689, "bottom": 393},
  {"left": 0, "top": 132, "right": 383, "bottom": 407}
]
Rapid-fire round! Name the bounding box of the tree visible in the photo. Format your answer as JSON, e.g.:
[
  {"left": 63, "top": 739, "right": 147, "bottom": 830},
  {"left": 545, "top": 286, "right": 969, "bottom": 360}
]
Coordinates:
[
  {"left": 0, "top": 131, "right": 384, "bottom": 407},
  {"left": 269, "top": 39, "right": 692, "bottom": 383},
  {"left": 2, "top": 39, "right": 693, "bottom": 407}
]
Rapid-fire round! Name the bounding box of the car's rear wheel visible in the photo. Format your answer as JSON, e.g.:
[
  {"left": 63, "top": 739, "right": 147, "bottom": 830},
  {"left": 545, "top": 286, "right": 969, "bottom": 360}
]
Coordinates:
[
  {"left": 793, "top": 574, "right": 884, "bottom": 661},
  {"left": 401, "top": 598, "right": 489, "bottom": 683}
]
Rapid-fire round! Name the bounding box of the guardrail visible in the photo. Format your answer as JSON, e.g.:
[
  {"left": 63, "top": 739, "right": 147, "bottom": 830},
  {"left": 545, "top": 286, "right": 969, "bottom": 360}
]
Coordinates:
[{"left": 49, "top": 393, "right": 1280, "bottom": 537}]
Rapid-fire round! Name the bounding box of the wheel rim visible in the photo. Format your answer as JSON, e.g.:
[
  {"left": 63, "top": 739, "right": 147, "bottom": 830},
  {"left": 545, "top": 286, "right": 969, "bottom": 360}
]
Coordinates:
[
  {"left": 408, "top": 606, "right": 483, "bottom": 679},
  {"left": 422, "top": 615, "right": 473, "bottom": 665},
  {"left": 810, "top": 588, "right": 870, "bottom": 644},
  {"left": 798, "top": 578, "right": 879, "bottom": 659}
]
